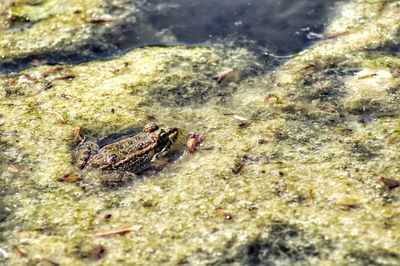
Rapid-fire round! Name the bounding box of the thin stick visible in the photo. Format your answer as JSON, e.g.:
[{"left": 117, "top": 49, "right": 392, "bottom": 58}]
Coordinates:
[{"left": 93, "top": 224, "right": 142, "bottom": 237}]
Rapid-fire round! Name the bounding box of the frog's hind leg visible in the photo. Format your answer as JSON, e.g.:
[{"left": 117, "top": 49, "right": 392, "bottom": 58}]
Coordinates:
[
  {"left": 74, "top": 140, "right": 99, "bottom": 170},
  {"left": 99, "top": 171, "right": 138, "bottom": 187}
]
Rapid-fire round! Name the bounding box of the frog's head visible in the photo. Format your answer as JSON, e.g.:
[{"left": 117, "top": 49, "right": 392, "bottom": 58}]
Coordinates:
[{"left": 147, "top": 124, "right": 180, "bottom": 160}]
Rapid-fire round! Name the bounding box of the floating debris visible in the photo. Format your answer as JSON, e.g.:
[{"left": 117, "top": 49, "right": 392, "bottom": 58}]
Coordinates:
[
  {"left": 336, "top": 197, "right": 359, "bottom": 211},
  {"left": 357, "top": 73, "right": 377, "bottom": 80},
  {"left": 41, "top": 258, "right": 60, "bottom": 266},
  {"left": 58, "top": 176, "right": 81, "bottom": 183},
  {"left": 238, "top": 121, "right": 252, "bottom": 128},
  {"left": 46, "top": 111, "right": 67, "bottom": 124},
  {"left": 381, "top": 177, "right": 400, "bottom": 189},
  {"left": 87, "top": 244, "right": 106, "bottom": 260},
  {"left": 103, "top": 214, "right": 112, "bottom": 220},
  {"left": 88, "top": 17, "right": 116, "bottom": 24},
  {"left": 258, "top": 139, "right": 269, "bottom": 145},
  {"left": 57, "top": 172, "right": 81, "bottom": 183},
  {"left": 213, "top": 68, "right": 236, "bottom": 84},
  {"left": 224, "top": 213, "right": 233, "bottom": 220},
  {"left": 306, "top": 185, "right": 314, "bottom": 201},
  {"left": 337, "top": 203, "right": 359, "bottom": 211},
  {"left": 232, "top": 159, "right": 245, "bottom": 174},
  {"left": 185, "top": 132, "right": 206, "bottom": 154},
  {"left": 216, "top": 209, "right": 233, "bottom": 221},
  {"left": 7, "top": 163, "right": 20, "bottom": 173},
  {"left": 13, "top": 245, "right": 28, "bottom": 257},
  {"left": 232, "top": 115, "right": 248, "bottom": 121},
  {"left": 93, "top": 224, "right": 142, "bottom": 237}
]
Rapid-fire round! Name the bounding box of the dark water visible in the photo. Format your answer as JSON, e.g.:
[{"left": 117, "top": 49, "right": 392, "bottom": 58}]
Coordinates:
[
  {"left": 140, "top": 0, "right": 336, "bottom": 54},
  {"left": 1, "top": 0, "right": 336, "bottom": 73}
]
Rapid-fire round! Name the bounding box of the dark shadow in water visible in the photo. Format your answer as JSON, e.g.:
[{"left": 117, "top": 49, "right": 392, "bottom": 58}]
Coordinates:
[
  {"left": 1, "top": 0, "right": 336, "bottom": 74},
  {"left": 213, "top": 221, "right": 331, "bottom": 266}
]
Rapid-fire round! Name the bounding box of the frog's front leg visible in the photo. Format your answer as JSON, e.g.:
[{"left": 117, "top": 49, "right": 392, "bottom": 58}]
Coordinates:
[{"left": 74, "top": 140, "right": 99, "bottom": 170}]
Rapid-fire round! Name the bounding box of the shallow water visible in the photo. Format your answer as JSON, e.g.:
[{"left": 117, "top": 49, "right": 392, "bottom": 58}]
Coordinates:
[
  {"left": 131, "top": 0, "right": 335, "bottom": 54},
  {"left": 0, "top": 0, "right": 336, "bottom": 73}
]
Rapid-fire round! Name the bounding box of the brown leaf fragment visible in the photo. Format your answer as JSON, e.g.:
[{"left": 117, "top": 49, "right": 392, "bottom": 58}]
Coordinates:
[
  {"left": 337, "top": 203, "right": 359, "bottom": 211},
  {"left": 185, "top": 132, "right": 206, "bottom": 154},
  {"left": 93, "top": 224, "right": 142, "bottom": 237},
  {"left": 186, "top": 133, "right": 198, "bottom": 154},
  {"left": 7, "top": 163, "right": 20, "bottom": 173},
  {"left": 88, "top": 17, "right": 115, "bottom": 23},
  {"left": 238, "top": 121, "right": 252, "bottom": 128},
  {"left": 357, "top": 73, "right": 377, "bottom": 80},
  {"left": 57, "top": 172, "right": 81, "bottom": 182},
  {"left": 13, "top": 245, "right": 28, "bottom": 257},
  {"left": 58, "top": 176, "right": 81, "bottom": 183},
  {"left": 60, "top": 93, "right": 76, "bottom": 101},
  {"left": 381, "top": 177, "right": 400, "bottom": 189},
  {"left": 103, "top": 214, "right": 112, "bottom": 219},
  {"left": 41, "top": 258, "right": 60, "bottom": 266},
  {"left": 258, "top": 139, "right": 268, "bottom": 145},
  {"left": 306, "top": 185, "right": 314, "bottom": 201},
  {"left": 378, "top": 1, "right": 387, "bottom": 13},
  {"left": 324, "top": 31, "right": 351, "bottom": 40},
  {"left": 213, "top": 68, "right": 236, "bottom": 84}
]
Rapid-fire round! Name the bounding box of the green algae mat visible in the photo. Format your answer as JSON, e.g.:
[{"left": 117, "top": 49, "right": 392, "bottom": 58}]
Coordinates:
[
  {"left": 0, "top": 0, "right": 142, "bottom": 71},
  {"left": 1, "top": 0, "right": 400, "bottom": 265}
]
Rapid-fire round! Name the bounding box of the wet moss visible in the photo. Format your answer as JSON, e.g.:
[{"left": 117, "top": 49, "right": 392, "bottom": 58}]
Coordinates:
[{"left": 0, "top": 0, "right": 140, "bottom": 73}]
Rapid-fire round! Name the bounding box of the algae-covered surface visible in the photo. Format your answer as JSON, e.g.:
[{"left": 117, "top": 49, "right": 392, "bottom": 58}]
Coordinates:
[
  {"left": 1, "top": 0, "right": 400, "bottom": 265},
  {"left": 0, "top": 0, "right": 142, "bottom": 72}
]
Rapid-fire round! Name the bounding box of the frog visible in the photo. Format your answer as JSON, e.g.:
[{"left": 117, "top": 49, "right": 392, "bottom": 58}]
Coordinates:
[{"left": 74, "top": 123, "right": 180, "bottom": 184}]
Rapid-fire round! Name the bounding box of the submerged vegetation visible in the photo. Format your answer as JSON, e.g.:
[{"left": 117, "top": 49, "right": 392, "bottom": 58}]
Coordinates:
[{"left": 0, "top": 0, "right": 400, "bottom": 265}]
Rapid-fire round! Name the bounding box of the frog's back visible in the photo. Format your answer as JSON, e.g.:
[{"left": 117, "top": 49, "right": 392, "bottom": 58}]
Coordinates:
[{"left": 86, "top": 132, "right": 157, "bottom": 171}]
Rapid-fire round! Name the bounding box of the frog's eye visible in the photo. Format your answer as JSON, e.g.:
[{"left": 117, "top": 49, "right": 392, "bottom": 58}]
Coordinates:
[
  {"left": 143, "top": 123, "right": 159, "bottom": 133},
  {"left": 168, "top": 129, "right": 179, "bottom": 142}
]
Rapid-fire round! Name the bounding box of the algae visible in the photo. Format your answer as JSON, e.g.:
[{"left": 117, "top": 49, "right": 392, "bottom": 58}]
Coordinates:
[
  {"left": 1, "top": 0, "right": 400, "bottom": 265},
  {"left": 0, "top": 0, "right": 142, "bottom": 72}
]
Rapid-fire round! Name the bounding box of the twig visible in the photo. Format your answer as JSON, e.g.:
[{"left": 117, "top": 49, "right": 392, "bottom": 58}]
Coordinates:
[{"left": 93, "top": 224, "right": 142, "bottom": 237}]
